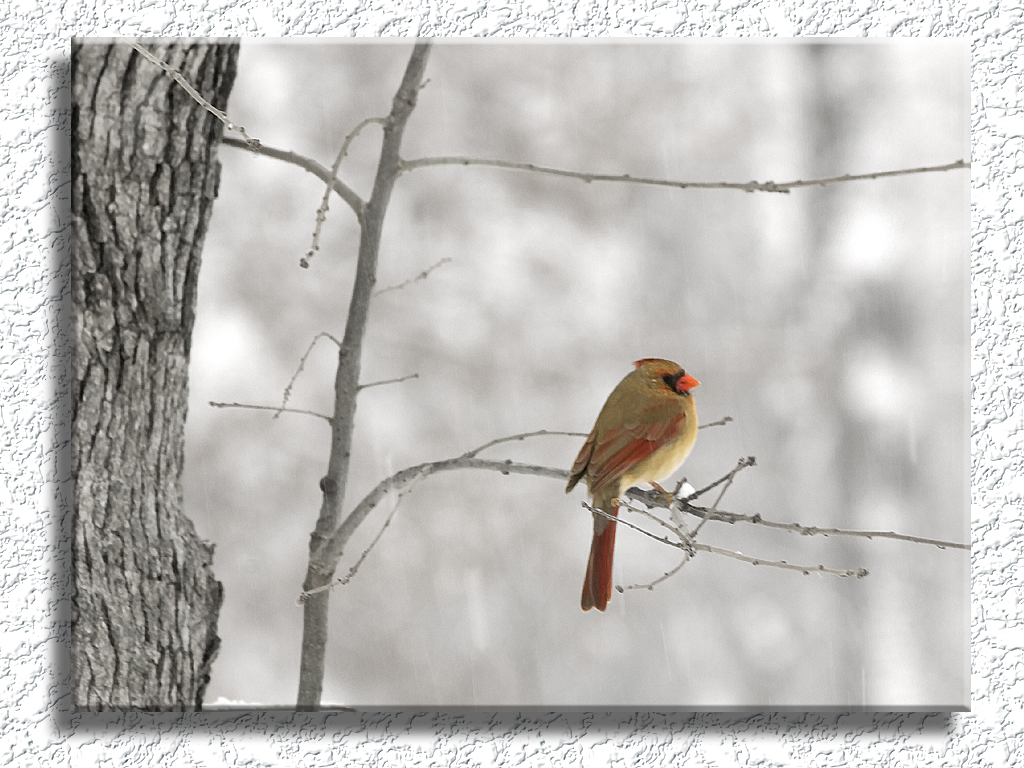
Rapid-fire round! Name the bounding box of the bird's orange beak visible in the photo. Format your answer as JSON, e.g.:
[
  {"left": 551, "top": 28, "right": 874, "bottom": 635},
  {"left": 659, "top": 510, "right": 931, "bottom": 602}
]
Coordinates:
[{"left": 676, "top": 373, "right": 700, "bottom": 392}]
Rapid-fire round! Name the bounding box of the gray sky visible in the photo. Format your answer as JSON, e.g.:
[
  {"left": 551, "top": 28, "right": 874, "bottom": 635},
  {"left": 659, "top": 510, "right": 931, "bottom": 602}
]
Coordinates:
[{"left": 185, "top": 40, "right": 969, "bottom": 707}]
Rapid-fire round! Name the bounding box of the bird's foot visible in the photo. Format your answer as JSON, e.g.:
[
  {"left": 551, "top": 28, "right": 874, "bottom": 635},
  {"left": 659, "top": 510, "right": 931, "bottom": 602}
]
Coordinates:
[{"left": 650, "top": 482, "right": 676, "bottom": 507}]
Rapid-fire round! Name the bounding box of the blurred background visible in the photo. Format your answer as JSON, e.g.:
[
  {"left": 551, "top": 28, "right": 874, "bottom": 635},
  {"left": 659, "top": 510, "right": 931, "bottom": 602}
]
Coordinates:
[{"left": 184, "top": 40, "right": 969, "bottom": 707}]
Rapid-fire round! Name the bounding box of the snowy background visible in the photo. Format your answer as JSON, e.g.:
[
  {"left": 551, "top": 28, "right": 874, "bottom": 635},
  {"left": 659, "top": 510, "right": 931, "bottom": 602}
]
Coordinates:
[
  {"left": 3, "top": 0, "right": 1021, "bottom": 765},
  {"left": 185, "top": 40, "right": 968, "bottom": 708}
]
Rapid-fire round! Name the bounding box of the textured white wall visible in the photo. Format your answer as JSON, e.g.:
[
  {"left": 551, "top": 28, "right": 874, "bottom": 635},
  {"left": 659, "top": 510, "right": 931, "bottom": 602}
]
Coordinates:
[{"left": 1, "top": 0, "right": 1018, "bottom": 765}]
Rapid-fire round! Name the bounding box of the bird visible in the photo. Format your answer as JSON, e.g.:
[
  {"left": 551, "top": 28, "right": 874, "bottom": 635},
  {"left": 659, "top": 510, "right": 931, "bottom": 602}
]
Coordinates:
[{"left": 566, "top": 358, "right": 700, "bottom": 611}]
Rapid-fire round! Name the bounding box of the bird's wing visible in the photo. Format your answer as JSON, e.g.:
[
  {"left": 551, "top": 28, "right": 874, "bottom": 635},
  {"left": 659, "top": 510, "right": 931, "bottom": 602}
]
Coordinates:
[
  {"left": 587, "top": 403, "right": 685, "bottom": 496},
  {"left": 566, "top": 427, "right": 597, "bottom": 493}
]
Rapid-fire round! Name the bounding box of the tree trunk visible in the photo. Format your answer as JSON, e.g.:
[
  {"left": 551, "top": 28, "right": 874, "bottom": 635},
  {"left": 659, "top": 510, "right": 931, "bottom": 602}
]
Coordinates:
[
  {"left": 70, "top": 39, "right": 238, "bottom": 711},
  {"left": 296, "top": 43, "right": 432, "bottom": 711}
]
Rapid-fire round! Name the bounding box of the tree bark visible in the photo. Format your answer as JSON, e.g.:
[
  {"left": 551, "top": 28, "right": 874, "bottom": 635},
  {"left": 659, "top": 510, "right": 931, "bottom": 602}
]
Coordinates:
[{"left": 70, "top": 39, "right": 238, "bottom": 711}]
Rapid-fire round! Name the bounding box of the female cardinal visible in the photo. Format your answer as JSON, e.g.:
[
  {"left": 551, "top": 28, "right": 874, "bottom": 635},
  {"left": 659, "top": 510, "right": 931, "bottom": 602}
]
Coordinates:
[{"left": 566, "top": 358, "right": 700, "bottom": 611}]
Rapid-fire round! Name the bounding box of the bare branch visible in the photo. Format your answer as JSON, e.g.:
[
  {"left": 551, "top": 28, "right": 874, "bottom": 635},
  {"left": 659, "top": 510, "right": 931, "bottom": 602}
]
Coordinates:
[
  {"left": 680, "top": 456, "right": 758, "bottom": 503},
  {"left": 209, "top": 401, "right": 333, "bottom": 424},
  {"left": 624, "top": 474, "right": 969, "bottom": 551},
  {"left": 616, "top": 497, "right": 688, "bottom": 542},
  {"left": 221, "top": 136, "right": 365, "bottom": 220},
  {"left": 298, "top": 467, "right": 429, "bottom": 603},
  {"left": 130, "top": 41, "right": 260, "bottom": 150},
  {"left": 358, "top": 373, "right": 419, "bottom": 390},
  {"left": 304, "top": 117, "right": 389, "bottom": 268},
  {"left": 375, "top": 257, "right": 453, "bottom": 296},
  {"left": 278, "top": 332, "right": 342, "bottom": 419},
  {"left": 585, "top": 501, "right": 681, "bottom": 551},
  {"left": 690, "top": 456, "right": 751, "bottom": 539},
  {"left": 708, "top": 514, "right": 972, "bottom": 551},
  {"left": 767, "top": 160, "right": 971, "bottom": 190},
  {"left": 590, "top": 501, "right": 869, "bottom": 586},
  {"left": 608, "top": 457, "right": 750, "bottom": 593},
  {"left": 695, "top": 544, "right": 869, "bottom": 579},
  {"left": 296, "top": 430, "right": 964, "bottom": 608},
  {"left": 318, "top": 456, "right": 568, "bottom": 568},
  {"left": 699, "top": 415, "right": 733, "bottom": 429},
  {"left": 316, "top": 443, "right": 967, "bottom": 583},
  {"left": 622, "top": 555, "right": 690, "bottom": 594},
  {"left": 400, "top": 156, "right": 969, "bottom": 193},
  {"left": 461, "top": 429, "right": 590, "bottom": 459}
]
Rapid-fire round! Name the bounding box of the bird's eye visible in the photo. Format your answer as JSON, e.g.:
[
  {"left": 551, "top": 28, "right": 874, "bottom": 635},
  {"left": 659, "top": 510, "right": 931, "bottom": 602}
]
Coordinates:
[{"left": 663, "top": 372, "right": 681, "bottom": 390}]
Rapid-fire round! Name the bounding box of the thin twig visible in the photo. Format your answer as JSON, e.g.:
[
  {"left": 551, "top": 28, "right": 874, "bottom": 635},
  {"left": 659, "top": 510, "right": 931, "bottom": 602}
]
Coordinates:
[
  {"left": 400, "top": 156, "right": 970, "bottom": 194},
  {"left": 358, "top": 373, "right": 419, "bottom": 390},
  {"left": 221, "top": 136, "right": 364, "bottom": 220},
  {"left": 278, "top": 332, "right": 342, "bottom": 418},
  {"left": 298, "top": 468, "right": 429, "bottom": 603},
  {"left": 209, "top": 401, "right": 333, "bottom": 424},
  {"left": 623, "top": 481, "right": 969, "bottom": 550},
  {"left": 432, "top": 447, "right": 972, "bottom": 553},
  {"left": 374, "top": 257, "right": 453, "bottom": 296},
  {"left": 698, "top": 416, "right": 733, "bottom": 430},
  {"left": 691, "top": 456, "right": 751, "bottom": 539},
  {"left": 626, "top": 489, "right": 743, "bottom": 521},
  {"left": 591, "top": 501, "right": 869, "bottom": 583},
  {"left": 616, "top": 498, "right": 687, "bottom": 541},
  {"left": 696, "top": 543, "right": 869, "bottom": 579},
  {"left": 617, "top": 458, "right": 751, "bottom": 593},
  {"left": 585, "top": 502, "right": 680, "bottom": 551},
  {"left": 461, "top": 429, "right": 590, "bottom": 459},
  {"left": 130, "top": 42, "right": 260, "bottom": 150},
  {"left": 710, "top": 514, "right": 972, "bottom": 550},
  {"left": 304, "top": 117, "right": 389, "bottom": 268},
  {"left": 318, "top": 456, "right": 569, "bottom": 566},
  {"left": 681, "top": 456, "right": 758, "bottom": 503},
  {"left": 317, "top": 443, "right": 968, "bottom": 574},
  {"left": 305, "top": 436, "right": 964, "bottom": 603},
  {"left": 622, "top": 555, "right": 690, "bottom": 594}
]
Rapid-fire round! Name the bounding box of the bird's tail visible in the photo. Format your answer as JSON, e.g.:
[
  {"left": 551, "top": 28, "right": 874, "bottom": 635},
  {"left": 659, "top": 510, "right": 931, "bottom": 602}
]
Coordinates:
[{"left": 581, "top": 507, "right": 618, "bottom": 611}]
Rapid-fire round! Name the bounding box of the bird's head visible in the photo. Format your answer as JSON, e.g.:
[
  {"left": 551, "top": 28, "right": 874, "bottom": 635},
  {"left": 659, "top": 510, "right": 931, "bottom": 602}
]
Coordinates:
[{"left": 633, "top": 358, "right": 700, "bottom": 395}]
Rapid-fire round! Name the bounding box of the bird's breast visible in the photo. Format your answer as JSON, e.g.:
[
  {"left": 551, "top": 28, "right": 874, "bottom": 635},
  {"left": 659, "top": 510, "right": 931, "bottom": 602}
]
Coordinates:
[{"left": 620, "top": 410, "right": 698, "bottom": 488}]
